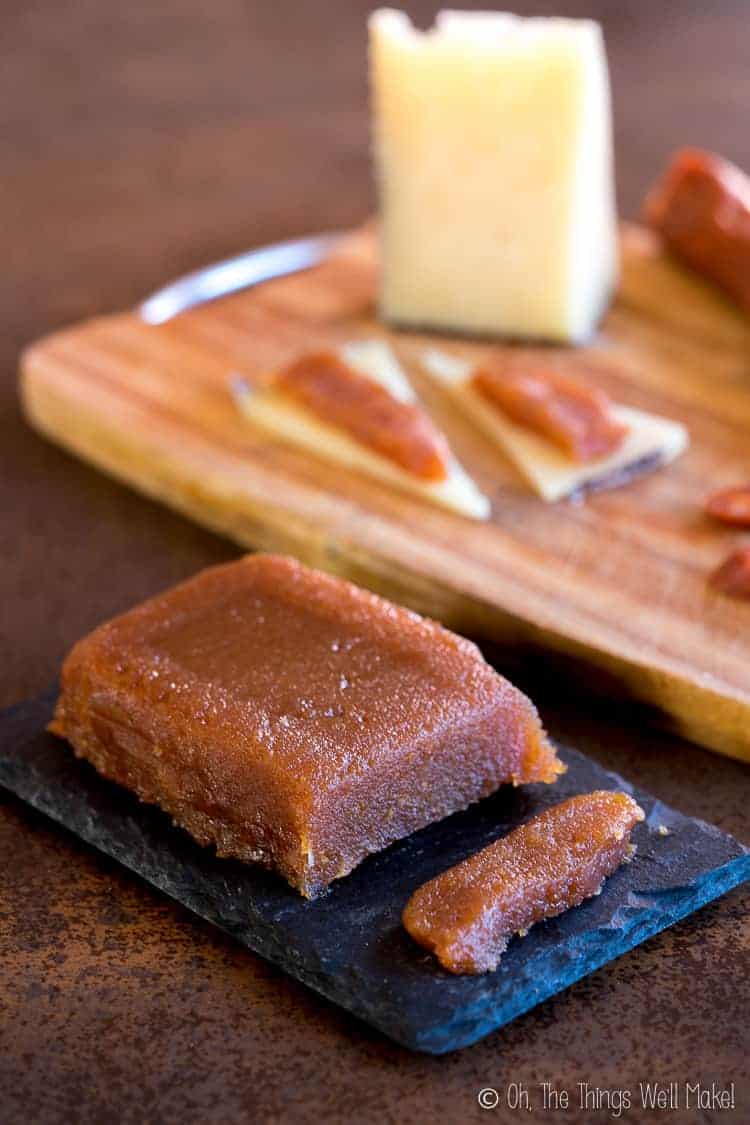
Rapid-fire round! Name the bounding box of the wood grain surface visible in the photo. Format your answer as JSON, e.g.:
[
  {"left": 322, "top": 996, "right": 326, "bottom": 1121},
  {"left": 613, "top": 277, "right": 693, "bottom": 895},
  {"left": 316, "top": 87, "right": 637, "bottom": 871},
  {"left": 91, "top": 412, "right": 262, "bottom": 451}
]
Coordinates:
[
  {"left": 2, "top": 3, "right": 749, "bottom": 1123},
  {"left": 21, "top": 223, "right": 750, "bottom": 761}
]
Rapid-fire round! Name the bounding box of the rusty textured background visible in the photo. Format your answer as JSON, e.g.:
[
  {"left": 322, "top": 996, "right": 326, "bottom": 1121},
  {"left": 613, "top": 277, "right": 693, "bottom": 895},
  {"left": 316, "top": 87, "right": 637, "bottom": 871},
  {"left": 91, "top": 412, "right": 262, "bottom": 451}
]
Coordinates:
[{"left": 1, "top": 2, "right": 749, "bottom": 1122}]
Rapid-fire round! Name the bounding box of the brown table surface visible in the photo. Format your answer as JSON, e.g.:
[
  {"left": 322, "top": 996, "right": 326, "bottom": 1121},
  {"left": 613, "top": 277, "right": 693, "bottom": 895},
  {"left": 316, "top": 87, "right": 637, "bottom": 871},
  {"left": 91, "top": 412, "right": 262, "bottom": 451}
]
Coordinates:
[{"left": 2, "top": 2, "right": 749, "bottom": 1122}]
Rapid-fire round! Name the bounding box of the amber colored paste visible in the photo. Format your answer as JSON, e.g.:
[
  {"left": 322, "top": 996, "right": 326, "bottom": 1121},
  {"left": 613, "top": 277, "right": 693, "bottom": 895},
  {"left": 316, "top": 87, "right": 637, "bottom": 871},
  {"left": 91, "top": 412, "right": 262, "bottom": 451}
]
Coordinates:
[
  {"left": 50, "top": 554, "right": 563, "bottom": 898},
  {"left": 710, "top": 547, "right": 750, "bottom": 600},
  {"left": 276, "top": 350, "right": 451, "bottom": 481},
  {"left": 644, "top": 148, "right": 750, "bottom": 315},
  {"left": 403, "top": 790, "right": 644, "bottom": 973},
  {"left": 472, "top": 360, "right": 627, "bottom": 462},
  {"left": 705, "top": 485, "right": 750, "bottom": 527}
]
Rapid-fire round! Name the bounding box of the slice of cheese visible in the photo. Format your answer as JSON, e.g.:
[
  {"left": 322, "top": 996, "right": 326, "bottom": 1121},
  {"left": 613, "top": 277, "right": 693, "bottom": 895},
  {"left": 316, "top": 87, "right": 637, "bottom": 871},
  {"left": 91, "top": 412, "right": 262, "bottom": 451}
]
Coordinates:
[
  {"left": 233, "top": 340, "right": 491, "bottom": 520},
  {"left": 422, "top": 349, "right": 689, "bottom": 502},
  {"left": 369, "top": 9, "right": 618, "bottom": 343}
]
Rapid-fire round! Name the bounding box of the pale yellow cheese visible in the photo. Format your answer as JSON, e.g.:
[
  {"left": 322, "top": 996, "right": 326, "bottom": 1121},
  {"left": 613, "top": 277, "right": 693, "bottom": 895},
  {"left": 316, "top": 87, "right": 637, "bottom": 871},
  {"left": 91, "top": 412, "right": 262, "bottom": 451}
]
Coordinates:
[
  {"left": 369, "top": 9, "right": 619, "bottom": 343},
  {"left": 233, "top": 340, "right": 491, "bottom": 520},
  {"left": 421, "top": 348, "right": 689, "bottom": 501}
]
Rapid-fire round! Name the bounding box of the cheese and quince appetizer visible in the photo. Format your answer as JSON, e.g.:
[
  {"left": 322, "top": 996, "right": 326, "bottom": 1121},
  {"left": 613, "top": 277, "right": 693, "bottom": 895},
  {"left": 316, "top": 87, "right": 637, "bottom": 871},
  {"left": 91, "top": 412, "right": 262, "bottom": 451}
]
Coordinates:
[
  {"left": 421, "top": 348, "right": 688, "bottom": 502},
  {"left": 233, "top": 339, "right": 490, "bottom": 519},
  {"left": 370, "top": 9, "right": 618, "bottom": 343}
]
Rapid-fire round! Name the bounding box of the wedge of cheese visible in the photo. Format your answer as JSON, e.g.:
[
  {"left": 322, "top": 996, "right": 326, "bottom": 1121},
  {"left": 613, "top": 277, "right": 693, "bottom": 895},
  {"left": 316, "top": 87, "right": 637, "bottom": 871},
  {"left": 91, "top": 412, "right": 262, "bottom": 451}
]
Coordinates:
[
  {"left": 421, "top": 349, "right": 689, "bottom": 502},
  {"left": 233, "top": 340, "right": 491, "bottom": 520},
  {"left": 369, "top": 9, "right": 618, "bottom": 343}
]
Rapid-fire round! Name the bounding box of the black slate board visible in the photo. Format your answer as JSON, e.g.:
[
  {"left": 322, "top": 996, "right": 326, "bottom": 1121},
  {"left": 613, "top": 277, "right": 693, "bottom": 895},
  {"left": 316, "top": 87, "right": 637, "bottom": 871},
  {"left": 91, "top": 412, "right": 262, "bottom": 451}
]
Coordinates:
[{"left": 1, "top": 693, "right": 748, "bottom": 1054}]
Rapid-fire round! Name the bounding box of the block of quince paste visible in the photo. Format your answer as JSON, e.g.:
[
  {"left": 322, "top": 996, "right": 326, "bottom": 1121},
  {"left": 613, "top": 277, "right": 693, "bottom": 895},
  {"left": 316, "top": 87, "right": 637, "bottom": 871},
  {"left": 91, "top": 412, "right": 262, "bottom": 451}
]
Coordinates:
[
  {"left": 403, "top": 790, "right": 644, "bottom": 973},
  {"left": 233, "top": 339, "right": 490, "bottom": 519},
  {"left": 421, "top": 349, "right": 688, "bottom": 501},
  {"left": 50, "top": 554, "right": 562, "bottom": 898},
  {"left": 369, "top": 10, "right": 618, "bottom": 342}
]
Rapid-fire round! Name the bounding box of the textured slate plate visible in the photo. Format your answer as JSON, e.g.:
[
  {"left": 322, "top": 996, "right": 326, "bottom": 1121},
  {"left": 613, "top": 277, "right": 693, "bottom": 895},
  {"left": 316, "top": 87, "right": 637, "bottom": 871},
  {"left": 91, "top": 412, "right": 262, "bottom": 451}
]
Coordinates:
[{"left": 1, "top": 693, "right": 748, "bottom": 1054}]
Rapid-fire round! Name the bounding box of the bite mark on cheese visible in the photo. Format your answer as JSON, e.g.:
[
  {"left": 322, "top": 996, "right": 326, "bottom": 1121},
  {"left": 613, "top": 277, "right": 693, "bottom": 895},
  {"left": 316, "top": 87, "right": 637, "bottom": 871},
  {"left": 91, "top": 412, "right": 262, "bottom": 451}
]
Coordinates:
[{"left": 422, "top": 348, "right": 689, "bottom": 502}]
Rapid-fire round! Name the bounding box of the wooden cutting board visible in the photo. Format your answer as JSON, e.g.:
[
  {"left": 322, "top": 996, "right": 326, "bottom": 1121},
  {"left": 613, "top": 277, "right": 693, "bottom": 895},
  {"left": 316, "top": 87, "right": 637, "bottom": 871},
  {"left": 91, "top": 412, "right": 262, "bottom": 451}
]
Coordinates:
[{"left": 20, "top": 224, "right": 750, "bottom": 762}]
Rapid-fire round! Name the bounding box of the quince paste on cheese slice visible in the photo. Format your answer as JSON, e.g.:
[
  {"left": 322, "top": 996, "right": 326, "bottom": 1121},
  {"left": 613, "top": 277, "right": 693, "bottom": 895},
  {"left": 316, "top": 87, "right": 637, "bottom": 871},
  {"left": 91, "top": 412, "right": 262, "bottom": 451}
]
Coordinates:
[
  {"left": 234, "top": 339, "right": 490, "bottom": 519},
  {"left": 422, "top": 348, "right": 688, "bottom": 502}
]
